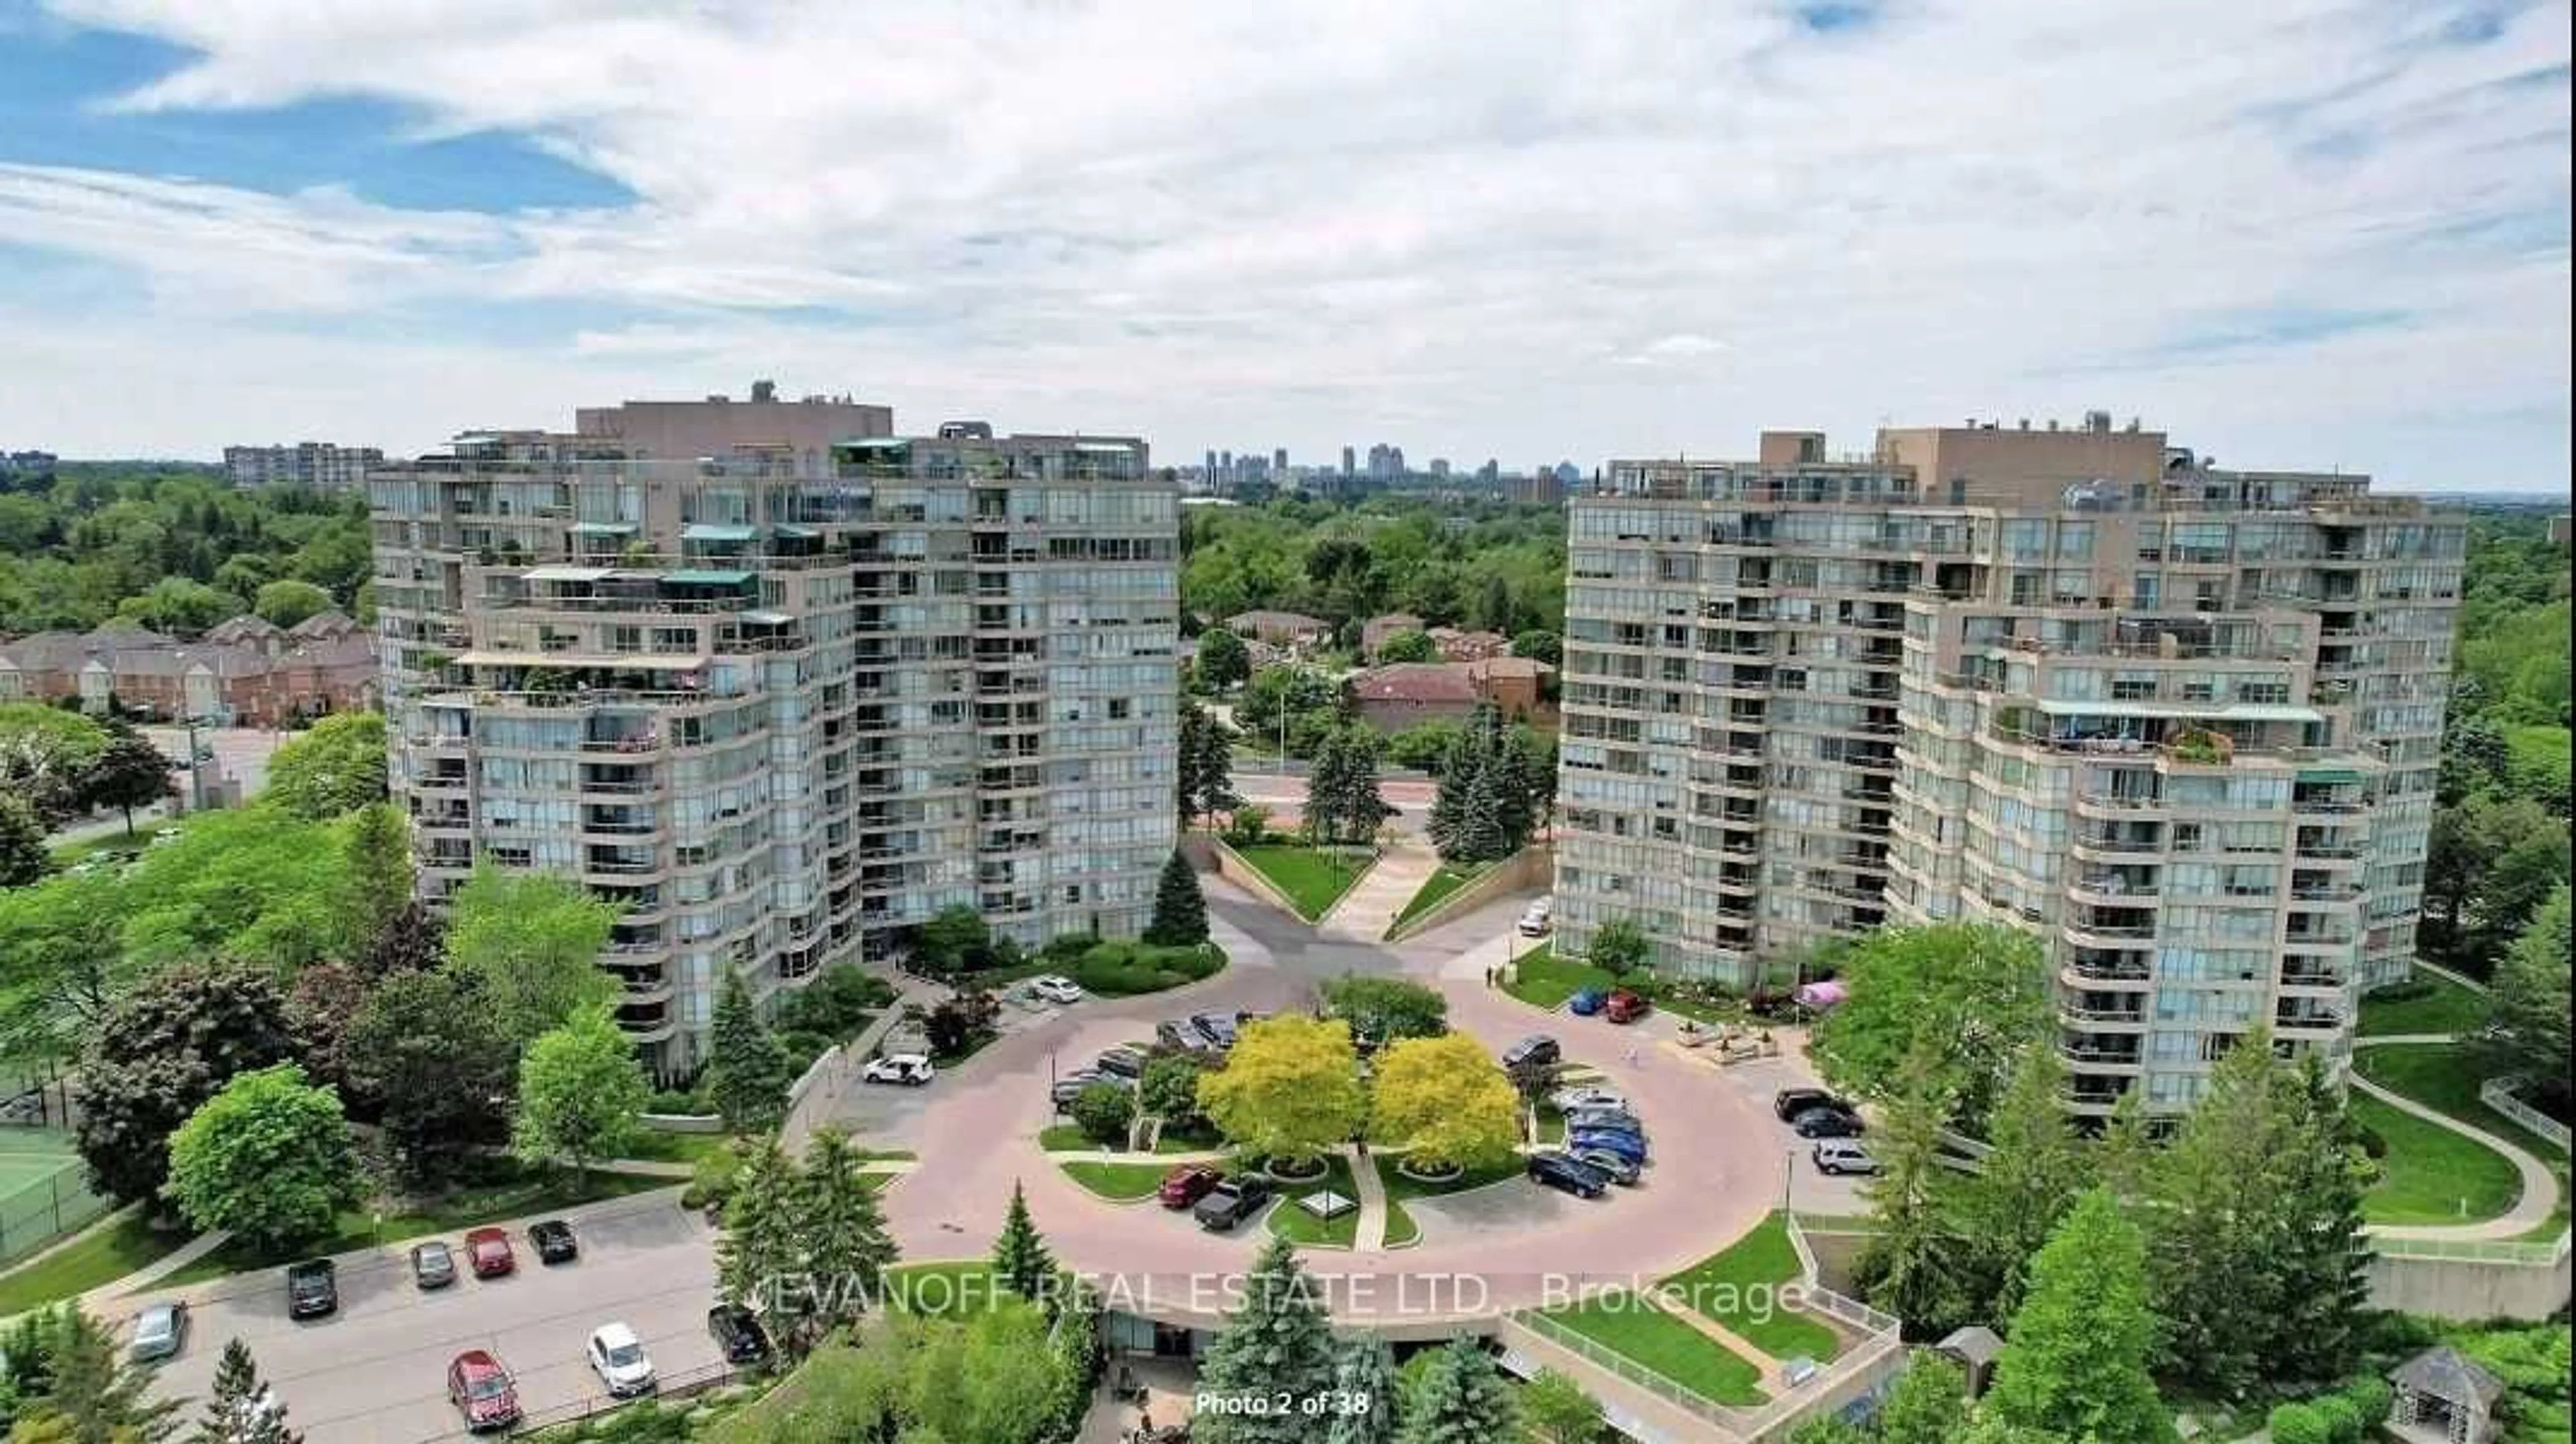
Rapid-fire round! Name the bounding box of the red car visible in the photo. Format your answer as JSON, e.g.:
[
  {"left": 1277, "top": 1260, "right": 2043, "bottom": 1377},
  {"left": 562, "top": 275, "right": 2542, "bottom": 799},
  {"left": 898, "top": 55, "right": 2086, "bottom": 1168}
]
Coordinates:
[
  {"left": 464, "top": 1227, "right": 515, "bottom": 1278},
  {"left": 1157, "top": 1165, "right": 1224, "bottom": 1209},
  {"left": 1605, "top": 989, "right": 1650, "bottom": 1024},
  {"left": 447, "top": 1349, "right": 521, "bottom": 1431}
]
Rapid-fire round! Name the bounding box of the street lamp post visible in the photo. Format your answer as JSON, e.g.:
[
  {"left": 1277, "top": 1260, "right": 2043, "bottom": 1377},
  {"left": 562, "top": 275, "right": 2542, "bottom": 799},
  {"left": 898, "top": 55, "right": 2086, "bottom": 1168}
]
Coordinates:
[
  {"left": 1782, "top": 1148, "right": 1796, "bottom": 1216},
  {"left": 180, "top": 713, "right": 209, "bottom": 813}
]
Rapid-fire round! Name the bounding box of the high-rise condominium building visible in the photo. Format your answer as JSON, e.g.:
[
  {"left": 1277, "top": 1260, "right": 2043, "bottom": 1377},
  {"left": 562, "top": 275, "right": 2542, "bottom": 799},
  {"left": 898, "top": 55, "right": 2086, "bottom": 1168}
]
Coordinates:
[
  {"left": 1556, "top": 415, "right": 2461, "bottom": 1115},
  {"left": 369, "top": 395, "right": 1179, "bottom": 1074},
  {"left": 226, "top": 441, "right": 386, "bottom": 490}
]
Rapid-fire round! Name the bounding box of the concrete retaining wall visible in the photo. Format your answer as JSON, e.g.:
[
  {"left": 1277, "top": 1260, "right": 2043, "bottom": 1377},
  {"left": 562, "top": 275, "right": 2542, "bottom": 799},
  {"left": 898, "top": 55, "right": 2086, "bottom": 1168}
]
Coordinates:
[
  {"left": 639, "top": 1113, "right": 726, "bottom": 1134},
  {"left": 1205, "top": 838, "right": 1313, "bottom": 919},
  {"left": 2367, "top": 1248, "right": 2571, "bottom": 1321},
  {"left": 1383, "top": 843, "right": 1555, "bottom": 943}
]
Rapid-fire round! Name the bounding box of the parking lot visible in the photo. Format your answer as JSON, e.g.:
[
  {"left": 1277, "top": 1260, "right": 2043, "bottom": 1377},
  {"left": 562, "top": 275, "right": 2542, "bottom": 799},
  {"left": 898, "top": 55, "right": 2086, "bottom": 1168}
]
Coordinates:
[{"left": 136, "top": 1193, "right": 725, "bottom": 1444}]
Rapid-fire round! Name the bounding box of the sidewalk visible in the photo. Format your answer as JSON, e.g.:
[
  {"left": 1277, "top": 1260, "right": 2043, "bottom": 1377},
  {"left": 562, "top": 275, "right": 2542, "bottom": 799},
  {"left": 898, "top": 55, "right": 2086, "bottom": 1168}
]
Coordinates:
[
  {"left": 1317, "top": 838, "right": 1440, "bottom": 942},
  {"left": 1349, "top": 1147, "right": 1391, "bottom": 1250}
]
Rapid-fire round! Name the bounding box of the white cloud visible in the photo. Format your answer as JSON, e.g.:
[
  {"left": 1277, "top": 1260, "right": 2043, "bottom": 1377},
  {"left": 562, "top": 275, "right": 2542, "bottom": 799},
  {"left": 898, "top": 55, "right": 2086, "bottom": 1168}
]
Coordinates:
[{"left": 0, "top": 0, "right": 2566, "bottom": 488}]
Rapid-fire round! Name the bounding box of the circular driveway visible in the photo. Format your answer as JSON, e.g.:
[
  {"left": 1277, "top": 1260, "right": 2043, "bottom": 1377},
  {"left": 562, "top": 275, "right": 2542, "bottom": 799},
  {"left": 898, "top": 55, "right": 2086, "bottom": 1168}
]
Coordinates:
[{"left": 858, "top": 881, "right": 1805, "bottom": 1327}]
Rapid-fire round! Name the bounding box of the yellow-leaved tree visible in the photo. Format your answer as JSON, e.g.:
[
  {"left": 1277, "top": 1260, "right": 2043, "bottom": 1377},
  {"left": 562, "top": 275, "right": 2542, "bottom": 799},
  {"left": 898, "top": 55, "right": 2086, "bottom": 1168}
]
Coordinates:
[
  {"left": 1366, "top": 1033, "right": 1520, "bottom": 1174},
  {"left": 1195, "top": 1014, "right": 1363, "bottom": 1168}
]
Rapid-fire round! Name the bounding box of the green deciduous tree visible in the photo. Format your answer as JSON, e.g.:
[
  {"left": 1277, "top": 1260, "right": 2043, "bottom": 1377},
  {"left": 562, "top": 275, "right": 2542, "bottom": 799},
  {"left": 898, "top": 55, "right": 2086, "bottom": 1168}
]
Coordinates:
[
  {"left": 905, "top": 1298, "right": 1066, "bottom": 1444},
  {"left": 1367, "top": 1034, "right": 1519, "bottom": 1172},
  {"left": 164, "top": 1062, "right": 359, "bottom": 1249},
  {"left": 1069, "top": 1081, "right": 1134, "bottom": 1147},
  {"left": 1140, "top": 1052, "right": 1210, "bottom": 1130},
  {"left": 706, "top": 966, "right": 792, "bottom": 1134},
  {"left": 0, "top": 796, "right": 48, "bottom": 889},
  {"left": 1954, "top": 1044, "right": 2092, "bottom": 1322},
  {"left": 989, "top": 1180, "right": 1056, "bottom": 1305},
  {"left": 0, "top": 705, "right": 107, "bottom": 826},
  {"left": 72, "top": 962, "right": 295, "bottom": 1205},
  {"left": 1809, "top": 921, "right": 2051, "bottom": 1131},
  {"left": 1401, "top": 1335, "right": 1515, "bottom": 1443},
  {"left": 261, "top": 712, "right": 387, "bottom": 821},
  {"left": 441, "top": 862, "right": 616, "bottom": 1046},
  {"left": 1854, "top": 1044, "right": 1969, "bottom": 1336},
  {"left": 1517, "top": 1368, "right": 1602, "bottom": 1444},
  {"left": 251, "top": 579, "right": 333, "bottom": 629},
  {"left": 1322, "top": 975, "right": 1448, "bottom": 1044},
  {"left": 76, "top": 721, "right": 173, "bottom": 838},
  {"left": 1195, "top": 626, "right": 1251, "bottom": 691},
  {"left": 1876, "top": 1352, "right": 1971, "bottom": 1444},
  {"left": 1585, "top": 918, "right": 1648, "bottom": 977},
  {"left": 1988, "top": 1188, "right": 2172, "bottom": 1444},
  {"left": 1197, "top": 1014, "right": 1364, "bottom": 1167},
  {"left": 191, "top": 1338, "right": 299, "bottom": 1444},
  {"left": 335, "top": 803, "right": 411, "bottom": 957},
  {"left": 341, "top": 969, "right": 513, "bottom": 1183},
  {"left": 510, "top": 1004, "right": 647, "bottom": 1182},
  {"left": 912, "top": 904, "right": 991, "bottom": 978},
  {"left": 2487, "top": 883, "right": 2571, "bottom": 1109},
  {"left": 1146, "top": 852, "right": 1212, "bottom": 945},
  {"left": 1375, "top": 630, "right": 1437, "bottom": 663},
  {"left": 1194, "top": 1237, "right": 1339, "bottom": 1444}
]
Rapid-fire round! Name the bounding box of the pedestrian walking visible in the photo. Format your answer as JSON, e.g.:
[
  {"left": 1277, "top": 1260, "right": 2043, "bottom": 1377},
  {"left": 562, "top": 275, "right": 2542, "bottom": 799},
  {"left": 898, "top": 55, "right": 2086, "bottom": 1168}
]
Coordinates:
[{"left": 1623, "top": 1044, "right": 1641, "bottom": 1068}]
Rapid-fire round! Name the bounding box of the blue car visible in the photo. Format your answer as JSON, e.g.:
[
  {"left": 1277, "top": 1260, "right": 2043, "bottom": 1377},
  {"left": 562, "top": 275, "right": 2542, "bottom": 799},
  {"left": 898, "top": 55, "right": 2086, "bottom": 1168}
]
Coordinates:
[
  {"left": 1567, "top": 989, "right": 1606, "bottom": 1017},
  {"left": 1568, "top": 1128, "right": 1648, "bottom": 1165}
]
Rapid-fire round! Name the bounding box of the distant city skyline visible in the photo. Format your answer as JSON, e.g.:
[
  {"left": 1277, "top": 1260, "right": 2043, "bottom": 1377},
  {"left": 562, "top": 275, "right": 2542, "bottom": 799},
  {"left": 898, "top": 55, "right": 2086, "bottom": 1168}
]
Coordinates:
[{"left": 0, "top": 3, "right": 2565, "bottom": 491}]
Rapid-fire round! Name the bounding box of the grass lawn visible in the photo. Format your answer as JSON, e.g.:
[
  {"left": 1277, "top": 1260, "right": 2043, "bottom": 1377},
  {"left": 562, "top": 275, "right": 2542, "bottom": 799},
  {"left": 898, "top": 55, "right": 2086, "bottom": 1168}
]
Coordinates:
[
  {"left": 2358, "top": 972, "right": 2491, "bottom": 1038},
  {"left": 1385, "top": 864, "right": 1487, "bottom": 938},
  {"left": 166, "top": 1167, "right": 678, "bottom": 1286},
  {"left": 1059, "top": 1161, "right": 1173, "bottom": 1201},
  {"left": 883, "top": 1260, "right": 1004, "bottom": 1317},
  {"left": 2351, "top": 1093, "right": 2525, "bottom": 1226},
  {"left": 1263, "top": 1158, "right": 1362, "bottom": 1249},
  {"left": 1536, "top": 1290, "right": 1767, "bottom": 1406},
  {"left": 619, "top": 1131, "right": 740, "bottom": 1166},
  {"left": 1153, "top": 1122, "right": 1227, "bottom": 1154},
  {"left": 2355, "top": 1042, "right": 2567, "bottom": 1240},
  {"left": 1532, "top": 1104, "right": 1564, "bottom": 1145},
  {"left": 1231, "top": 844, "right": 1374, "bottom": 921},
  {"left": 0, "top": 1211, "right": 186, "bottom": 1317},
  {"left": 1375, "top": 1155, "right": 1520, "bottom": 1249},
  {"left": 1659, "top": 1212, "right": 1841, "bottom": 1362},
  {"left": 1038, "top": 1125, "right": 1100, "bottom": 1152}
]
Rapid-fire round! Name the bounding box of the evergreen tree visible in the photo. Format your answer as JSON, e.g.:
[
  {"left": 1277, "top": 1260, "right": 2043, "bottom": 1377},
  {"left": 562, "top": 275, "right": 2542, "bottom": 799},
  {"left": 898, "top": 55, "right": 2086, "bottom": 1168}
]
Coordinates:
[
  {"left": 1194, "top": 1237, "right": 1339, "bottom": 1444},
  {"left": 0, "top": 793, "right": 52, "bottom": 889},
  {"left": 2262, "top": 1052, "right": 2375, "bottom": 1386},
  {"left": 1324, "top": 1333, "right": 1404, "bottom": 1444},
  {"left": 706, "top": 966, "right": 793, "bottom": 1134},
  {"left": 1178, "top": 702, "right": 1209, "bottom": 824},
  {"left": 1332, "top": 727, "right": 1395, "bottom": 845},
  {"left": 798, "top": 1127, "right": 899, "bottom": 1337},
  {"left": 714, "top": 1135, "right": 800, "bottom": 1322},
  {"left": 1426, "top": 728, "right": 1480, "bottom": 861},
  {"left": 1517, "top": 1369, "right": 1604, "bottom": 1444},
  {"left": 1988, "top": 1188, "right": 2173, "bottom": 1444},
  {"left": 14, "top": 1307, "right": 180, "bottom": 1444},
  {"left": 191, "top": 1338, "right": 299, "bottom": 1444},
  {"left": 1145, "top": 852, "right": 1211, "bottom": 946},
  {"left": 1854, "top": 1043, "right": 1968, "bottom": 1335},
  {"left": 1456, "top": 754, "right": 1509, "bottom": 862},
  {"left": 1955, "top": 1044, "right": 2091, "bottom": 1322},
  {"left": 1304, "top": 730, "right": 1350, "bottom": 843},
  {"left": 2094, "top": 1087, "right": 2156, "bottom": 1203},
  {"left": 1401, "top": 1335, "right": 1515, "bottom": 1443},
  {"left": 990, "top": 1180, "right": 1057, "bottom": 1307}
]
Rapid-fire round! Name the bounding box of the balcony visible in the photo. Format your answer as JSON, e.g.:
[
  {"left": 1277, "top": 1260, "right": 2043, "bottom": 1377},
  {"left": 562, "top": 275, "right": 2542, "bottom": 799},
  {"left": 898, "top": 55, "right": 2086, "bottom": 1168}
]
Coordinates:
[
  {"left": 2074, "top": 826, "right": 2162, "bottom": 856},
  {"left": 2274, "top": 1006, "right": 2345, "bottom": 1034}
]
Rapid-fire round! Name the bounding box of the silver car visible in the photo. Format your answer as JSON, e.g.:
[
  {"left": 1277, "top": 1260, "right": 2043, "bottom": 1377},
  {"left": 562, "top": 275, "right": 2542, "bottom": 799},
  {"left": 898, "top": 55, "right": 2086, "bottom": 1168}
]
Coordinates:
[{"left": 127, "top": 1301, "right": 188, "bottom": 1363}]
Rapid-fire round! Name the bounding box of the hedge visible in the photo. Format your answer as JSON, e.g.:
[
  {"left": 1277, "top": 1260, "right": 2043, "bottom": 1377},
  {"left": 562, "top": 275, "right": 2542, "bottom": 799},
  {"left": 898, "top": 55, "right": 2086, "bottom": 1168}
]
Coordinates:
[
  {"left": 2269, "top": 1402, "right": 2328, "bottom": 1444},
  {"left": 1068, "top": 940, "right": 1226, "bottom": 997}
]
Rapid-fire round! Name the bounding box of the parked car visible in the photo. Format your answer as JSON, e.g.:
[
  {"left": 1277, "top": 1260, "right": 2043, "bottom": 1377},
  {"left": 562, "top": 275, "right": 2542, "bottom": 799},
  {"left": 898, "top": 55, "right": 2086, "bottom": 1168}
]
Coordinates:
[
  {"left": 1189, "top": 1012, "right": 1240, "bottom": 1049},
  {"left": 1157, "top": 1165, "right": 1225, "bottom": 1210},
  {"left": 529, "top": 1219, "right": 578, "bottom": 1265},
  {"left": 1525, "top": 1150, "right": 1607, "bottom": 1198},
  {"left": 126, "top": 1302, "right": 187, "bottom": 1364},
  {"left": 1561, "top": 1107, "right": 1642, "bottom": 1135},
  {"left": 1193, "top": 1178, "right": 1273, "bottom": 1231},
  {"left": 588, "top": 1321, "right": 657, "bottom": 1396},
  {"left": 1052, "top": 1069, "right": 1109, "bottom": 1106},
  {"left": 707, "top": 1305, "right": 773, "bottom": 1367},
  {"left": 1566, "top": 988, "right": 1606, "bottom": 1017},
  {"left": 1155, "top": 1020, "right": 1216, "bottom": 1053},
  {"left": 1772, "top": 1089, "right": 1856, "bottom": 1123},
  {"left": 1603, "top": 989, "right": 1649, "bottom": 1024},
  {"left": 1567, "top": 1128, "right": 1649, "bottom": 1166},
  {"left": 1517, "top": 898, "right": 1553, "bottom": 937},
  {"left": 1094, "top": 1047, "right": 1147, "bottom": 1080},
  {"left": 447, "top": 1350, "right": 521, "bottom": 1431},
  {"left": 286, "top": 1259, "right": 337, "bottom": 1319},
  {"left": 1572, "top": 1148, "right": 1643, "bottom": 1186},
  {"left": 1030, "top": 975, "right": 1085, "bottom": 1005},
  {"left": 863, "top": 1054, "right": 935, "bottom": 1086},
  {"left": 412, "top": 1241, "right": 458, "bottom": 1290},
  {"left": 1789, "top": 1107, "right": 1864, "bottom": 1140},
  {"left": 464, "top": 1227, "right": 516, "bottom": 1278},
  {"left": 1811, "top": 1140, "right": 1881, "bottom": 1176},
  {"left": 1548, "top": 1085, "right": 1628, "bottom": 1114},
  {"left": 1500, "top": 1035, "right": 1560, "bottom": 1070}
]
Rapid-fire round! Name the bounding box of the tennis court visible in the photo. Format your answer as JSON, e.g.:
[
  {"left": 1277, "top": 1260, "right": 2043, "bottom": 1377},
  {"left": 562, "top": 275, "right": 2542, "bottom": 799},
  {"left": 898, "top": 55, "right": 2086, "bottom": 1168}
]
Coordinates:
[{"left": 0, "top": 1130, "right": 106, "bottom": 1268}]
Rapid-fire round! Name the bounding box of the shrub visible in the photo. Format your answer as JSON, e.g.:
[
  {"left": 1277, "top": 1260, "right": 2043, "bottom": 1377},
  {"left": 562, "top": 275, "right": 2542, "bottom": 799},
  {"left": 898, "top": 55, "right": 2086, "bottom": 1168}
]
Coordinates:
[
  {"left": 2339, "top": 1376, "right": 2392, "bottom": 1429},
  {"left": 1222, "top": 803, "right": 1273, "bottom": 848},
  {"left": 2312, "top": 1394, "right": 2361, "bottom": 1444},
  {"left": 682, "top": 1143, "right": 743, "bottom": 1212},
  {"left": 1069, "top": 1082, "right": 1134, "bottom": 1147},
  {"left": 2268, "top": 1402, "right": 2328, "bottom": 1444},
  {"left": 1044, "top": 932, "right": 1099, "bottom": 963},
  {"left": 1067, "top": 941, "right": 1225, "bottom": 997},
  {"left": 645, "top": 1089, "right": 706, "bottom": 1117}
]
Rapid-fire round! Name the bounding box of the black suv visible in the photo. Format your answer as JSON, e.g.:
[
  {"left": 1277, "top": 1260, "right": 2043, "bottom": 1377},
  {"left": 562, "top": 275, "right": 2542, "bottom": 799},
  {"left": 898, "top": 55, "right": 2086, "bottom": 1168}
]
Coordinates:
[
  {"left": 1525, "top": 1151, "right": 1610, "bottom": 1199},
  {"left": 1790, "top": 1107, "right": 1864, "bottom": 1140},
  {"left": 1193, "top": 1178, "right": 1273, "bottom": 1231},
  {"left": 707, "top": 1305, "right": 773, "bottom": 1367},
  {"left": 1772, "top": 1089, "right": 1856, "bottom": 1123},
  {"left": 529, "top": 1219, "right": 578, "bottom": 1265},
  {"left": 1500, "top": 1036, "right": 1561, "bottom": 1070},
  {"left": 286, "top": 1260, "right": 337, "bottom": 1319},
  {"left": 1189, "top": 1012, "right": 1240, "bottom": 1049},
  {"left": 1094, "top": 1047, "right": 1147, "bottom": 1080}
]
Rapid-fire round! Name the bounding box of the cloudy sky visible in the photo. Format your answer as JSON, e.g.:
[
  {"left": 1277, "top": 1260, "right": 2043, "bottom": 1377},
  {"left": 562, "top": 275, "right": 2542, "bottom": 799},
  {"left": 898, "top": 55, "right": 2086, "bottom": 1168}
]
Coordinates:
[{"left": 0, "top": 0, "right": 2567, "bottom": 491}]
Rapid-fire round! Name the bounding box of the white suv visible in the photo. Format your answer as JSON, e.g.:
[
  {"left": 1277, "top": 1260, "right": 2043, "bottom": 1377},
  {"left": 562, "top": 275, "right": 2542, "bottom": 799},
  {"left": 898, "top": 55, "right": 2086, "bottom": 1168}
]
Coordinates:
[
  {"left": 861, "top": 1054, "right": 934, "bottom": 1087},
  {"left": 1517, "top": 897, "right": 1554, "bottom": 937}
]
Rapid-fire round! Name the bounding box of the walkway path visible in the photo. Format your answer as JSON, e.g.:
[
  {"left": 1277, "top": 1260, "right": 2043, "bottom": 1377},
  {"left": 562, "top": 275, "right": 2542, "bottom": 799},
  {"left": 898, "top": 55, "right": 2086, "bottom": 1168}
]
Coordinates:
[
  {"left": 782, "top": 975, "right": 945, "bottom": 1151},
  {"left": 1648, "top": 1283, "right": 1788, "bottom": 1390},
  {"left": 1348, "top": 1146, "right": 1390, "bottom": 1250},
  {"left": 1317, "top": 837, "right": 1440, "bottom": 942},
  {"left": 2351, "top": 1032, "right": 2564, "bottom": 1242}
]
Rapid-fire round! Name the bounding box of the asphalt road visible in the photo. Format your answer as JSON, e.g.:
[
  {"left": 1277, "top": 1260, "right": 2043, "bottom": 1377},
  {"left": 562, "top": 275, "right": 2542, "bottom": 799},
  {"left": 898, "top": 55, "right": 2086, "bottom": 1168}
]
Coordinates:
[{"left": 138, "top": 1195, "right": 724, "bottom": 1444}]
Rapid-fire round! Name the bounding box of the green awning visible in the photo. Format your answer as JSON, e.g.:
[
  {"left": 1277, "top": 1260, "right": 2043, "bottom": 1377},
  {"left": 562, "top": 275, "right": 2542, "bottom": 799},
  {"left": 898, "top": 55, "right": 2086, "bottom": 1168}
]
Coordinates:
[
  {"left": 661, "top": 569, "right": 755, "bottom": 588},
  {"left": 2297, "top": 768, "right": 2365, "bottom": 784},
  {"left": 680, "top": 523, "right": 758, "bottom": 543},
  {"left": 568, "top": 522, "right": 637, "bottom": 536}
]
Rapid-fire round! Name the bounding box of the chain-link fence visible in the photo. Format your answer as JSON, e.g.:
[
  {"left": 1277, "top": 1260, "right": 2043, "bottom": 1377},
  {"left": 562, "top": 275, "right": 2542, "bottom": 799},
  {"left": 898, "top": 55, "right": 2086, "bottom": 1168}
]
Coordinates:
[{"left": 0, "top": 1162, "right": 109, "bottom": 1269}]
